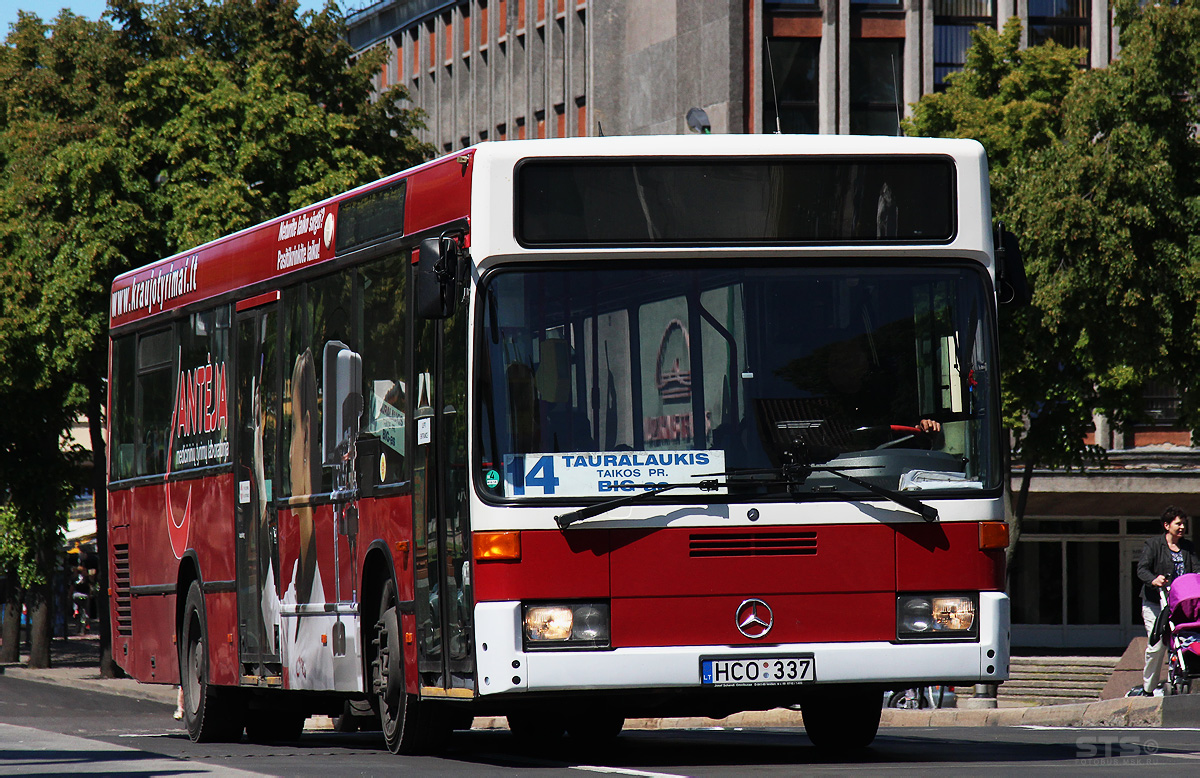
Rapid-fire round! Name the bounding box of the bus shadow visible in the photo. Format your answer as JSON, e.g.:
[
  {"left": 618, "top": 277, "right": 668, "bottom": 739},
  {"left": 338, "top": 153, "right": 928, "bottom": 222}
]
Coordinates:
[{"left": 430, "top": 727, "right": 1091, "bottom": 769}]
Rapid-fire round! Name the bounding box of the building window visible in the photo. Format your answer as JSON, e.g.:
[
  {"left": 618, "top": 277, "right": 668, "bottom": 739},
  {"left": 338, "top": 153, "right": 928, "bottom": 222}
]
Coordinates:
[
  {"left": 1028, "top": 0, "right": 1090, "bottom": 60},
  {"left": 764, "top": 38, "right": 819, "bottom": 134},
  {"left": 850, "top": 39, "right": 903, "bottom": 136},
  {"left": 933, "top": 0, "right": 994, "bottom": 90},
  {"left": 1143, "top": 380, "right": 1182, "bottom": 426},
  {"left": 1010, "top": 537, "right": 1121, "bottom": 627}
]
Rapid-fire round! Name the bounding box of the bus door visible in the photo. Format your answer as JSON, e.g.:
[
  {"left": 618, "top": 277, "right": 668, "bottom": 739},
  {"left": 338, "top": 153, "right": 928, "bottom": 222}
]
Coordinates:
[
  {"left": 235, "top": 301, "right": 281, "bottom": 677},
  {"left": 413, "top": 305, "right": 474, "bottom": 695}
]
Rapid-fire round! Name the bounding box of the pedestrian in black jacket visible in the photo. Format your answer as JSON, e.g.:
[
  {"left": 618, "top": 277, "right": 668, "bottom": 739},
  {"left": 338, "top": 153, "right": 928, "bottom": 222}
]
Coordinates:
[{"left": 1127, "top": 506, "right": 1200, "bottom": 696}]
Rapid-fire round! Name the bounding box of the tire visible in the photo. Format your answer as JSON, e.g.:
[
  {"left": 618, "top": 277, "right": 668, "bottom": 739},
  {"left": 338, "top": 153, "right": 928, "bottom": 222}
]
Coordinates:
[
  {"left": 246, "top": 713, "right": 305, "bottom": 743},
  {"left": 333, "top": 708, "right": 359, "bottom": 733},
  {"left": 334, "top": 699, "right": 376, "bottom": 733},
  {"left": 372, "top": 579, "right": 445, "bottom": 754},
  {"left": 800, "top": 684, "right": 882, "bottom": 751},
  {"left": 180, "top": 581, "right": 245, "bottom": 743}
]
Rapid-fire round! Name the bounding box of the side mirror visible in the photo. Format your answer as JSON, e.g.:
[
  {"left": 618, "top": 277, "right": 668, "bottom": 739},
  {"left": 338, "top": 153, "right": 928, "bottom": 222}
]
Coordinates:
[
  {"left": 416, "top": 236, "right": 461, "bottom": 319},
  {"left": 995, "top": 226, "right": 1031, "bottom": 306},
  {"left": 322, "top": 340, "right": 363, "bottom": 466}
]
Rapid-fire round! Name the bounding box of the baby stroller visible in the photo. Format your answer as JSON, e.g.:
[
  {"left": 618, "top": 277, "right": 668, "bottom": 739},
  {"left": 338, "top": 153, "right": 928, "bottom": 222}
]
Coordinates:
[{"left": 1158, "top": 572, "right": 1200, "bottom": 695}]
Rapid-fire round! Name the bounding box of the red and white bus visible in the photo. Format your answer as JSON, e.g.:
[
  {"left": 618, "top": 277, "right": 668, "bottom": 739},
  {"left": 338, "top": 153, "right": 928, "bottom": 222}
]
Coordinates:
[{"left": 108, "top": 134, "right": 1018, "bottom": 752}]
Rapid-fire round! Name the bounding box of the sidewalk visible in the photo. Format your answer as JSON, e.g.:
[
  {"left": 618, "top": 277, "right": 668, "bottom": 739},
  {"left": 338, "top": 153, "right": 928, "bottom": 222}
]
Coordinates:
[
  {"left": 0, "top": 632, "right": 177, "bottom": 706},
  {"left": 0, "top": 634, "right": 1182, "bottom": 730}
]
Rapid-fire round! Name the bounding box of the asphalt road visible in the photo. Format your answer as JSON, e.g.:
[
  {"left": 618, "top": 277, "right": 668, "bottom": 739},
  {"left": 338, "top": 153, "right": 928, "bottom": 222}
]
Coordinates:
[{"left": 2, "top": 673, "right": 1199, "bottom": 776}]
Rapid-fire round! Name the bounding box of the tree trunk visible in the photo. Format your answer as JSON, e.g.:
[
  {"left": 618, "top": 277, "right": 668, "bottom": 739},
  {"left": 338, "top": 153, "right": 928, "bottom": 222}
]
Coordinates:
[
  {"left": 89, "top": 397, "right": 122, "bottom": 678},
  {"left": 1008, "top": 459, "right": 1034, "bottom": 569},
  {"left": 26, "top": 582, "right": 51, "bottom": 668},
  {"left": 0, "top": 575, "right": 20, "bottom": 663}
]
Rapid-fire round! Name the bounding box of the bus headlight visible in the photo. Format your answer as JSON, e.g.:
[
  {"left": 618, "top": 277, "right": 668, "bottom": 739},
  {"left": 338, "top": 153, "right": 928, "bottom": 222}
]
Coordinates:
[
  {"left": 523, "top": 603, "right": 611, "bottom": 649},
  {"left": 897, "top": 594, "right": 977, "bottom": 640}
]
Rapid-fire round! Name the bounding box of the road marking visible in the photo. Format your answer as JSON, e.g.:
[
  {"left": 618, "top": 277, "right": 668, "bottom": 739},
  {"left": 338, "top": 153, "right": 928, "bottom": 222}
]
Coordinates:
[
  {"left": 572, "top": 767, "right": 687, "bottom": 777},
  {"left": 1017, "top": 725, "right": 1200, "bottom": 734},
  {"left": 118, "top": 733, "right": 179, "bottom": 738}
]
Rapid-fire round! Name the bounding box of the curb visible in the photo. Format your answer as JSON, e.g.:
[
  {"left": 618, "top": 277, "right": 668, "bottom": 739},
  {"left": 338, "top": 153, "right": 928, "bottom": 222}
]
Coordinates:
[{"left": 606, "top": 696, "right": 1161, "bottom": 731}]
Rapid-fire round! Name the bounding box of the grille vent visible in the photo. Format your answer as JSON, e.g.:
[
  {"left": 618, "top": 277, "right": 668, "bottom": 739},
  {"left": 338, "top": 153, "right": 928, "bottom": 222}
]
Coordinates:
[
  {"left": 689, "top": 531, "right": 817, "bottom": 558},
  {"left": 113, "top": 543, "right": 132, "bottom": 636}
]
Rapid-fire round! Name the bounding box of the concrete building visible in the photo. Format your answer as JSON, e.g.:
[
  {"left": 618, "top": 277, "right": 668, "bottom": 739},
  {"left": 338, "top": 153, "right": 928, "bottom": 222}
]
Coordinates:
[
  {"left": 346, "top": 0, "right": 1117, "bottom": 148},
  {"left": 346, "top": 0, "right": 1195, "bottom": 653}
]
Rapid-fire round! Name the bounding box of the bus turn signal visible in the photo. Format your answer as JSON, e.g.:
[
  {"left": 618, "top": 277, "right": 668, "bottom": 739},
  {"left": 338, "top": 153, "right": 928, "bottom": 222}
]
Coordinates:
[
  {"left": 979, "top": 521, "right": 1009, "bottom": 550},
  {"left": 474, "top": 531, "right": 521, "bottom": 561}
]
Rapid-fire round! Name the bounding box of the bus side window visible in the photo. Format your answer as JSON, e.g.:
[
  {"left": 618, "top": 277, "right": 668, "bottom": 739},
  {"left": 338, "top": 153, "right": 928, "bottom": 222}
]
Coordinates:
[
  {"left": 136, "top": 328, "right": 174, "bottom": 478},
  {"left": 110, "top": 334, "right": 137, "bottom": 481},
  {"left": 361, "top": 253, "right": 409, "bottom": 484}
]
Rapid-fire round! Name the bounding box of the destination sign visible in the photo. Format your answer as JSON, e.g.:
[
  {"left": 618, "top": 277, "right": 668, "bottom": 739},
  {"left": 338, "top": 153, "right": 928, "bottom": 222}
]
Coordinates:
[{"left": 499, "top": 450, "right": 725, "bottom": 498}]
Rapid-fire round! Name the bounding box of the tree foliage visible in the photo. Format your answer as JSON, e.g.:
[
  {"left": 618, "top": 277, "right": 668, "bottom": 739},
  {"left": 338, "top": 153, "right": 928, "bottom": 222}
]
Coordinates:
[
  {"left": 908, "top": 5, "right": 1200, "bottom": 505},
  {"left": 905, "top": 19, "right": 1082, "bottom": 212},
  {"left": 1008, "top": 0, "right": 1200, "bottom": 432},
  {"left": 0, "top": 0, "right": 429, "bottom": 665}
]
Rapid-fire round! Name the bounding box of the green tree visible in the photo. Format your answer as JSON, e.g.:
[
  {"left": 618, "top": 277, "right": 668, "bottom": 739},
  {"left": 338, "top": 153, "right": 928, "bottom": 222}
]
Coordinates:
[
  {"left": 1008, "top": 0, "right": 1200, "bottom": 436},
  {"left": 905, "top": 19, "right": 1082, "bottom": 212},
  {"left": 906, "top": 20, "right": 1091, "bottom": 537},
  {"left": 0, "top": 0, "right": 428, "bottom": 669},
  {"left": 0, "top": 8, "right": 135, "bottom": 667},
  {"left": 908, "top": 6, "right": 1200, "bottom": 547}
]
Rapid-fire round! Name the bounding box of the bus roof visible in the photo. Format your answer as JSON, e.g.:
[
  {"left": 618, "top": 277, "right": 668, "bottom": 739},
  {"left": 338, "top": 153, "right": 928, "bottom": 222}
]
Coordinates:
[{"left": 109, "top": 135, "right": 989, "bottom": 331}]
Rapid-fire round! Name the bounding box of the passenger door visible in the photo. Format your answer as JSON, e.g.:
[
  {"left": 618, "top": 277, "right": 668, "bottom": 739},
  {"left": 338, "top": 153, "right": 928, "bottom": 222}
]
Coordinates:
[
  {"left": 235, "top": 302, "right": 281, "bottom": 676},
  {"left": 412, "top": 301, "right": 474, "bottom": 695}
]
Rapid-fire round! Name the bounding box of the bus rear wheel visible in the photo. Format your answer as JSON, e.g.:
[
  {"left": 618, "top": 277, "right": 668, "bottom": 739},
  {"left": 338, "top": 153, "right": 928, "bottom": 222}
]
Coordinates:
[
  {"left": 799, "top": 684, "right": 881, "bottom": 751},
  {"left": 180, "top": 581, "right": 245, "bottom": 743}
]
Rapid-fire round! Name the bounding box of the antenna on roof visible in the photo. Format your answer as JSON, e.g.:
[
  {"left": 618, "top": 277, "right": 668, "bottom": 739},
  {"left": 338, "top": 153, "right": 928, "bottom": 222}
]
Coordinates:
[
  {"left": 891, "top": 55, "right": 902, "bottom": 136},
  {"left": 764, "top": 37, "right": 783, "bottom": 134}
]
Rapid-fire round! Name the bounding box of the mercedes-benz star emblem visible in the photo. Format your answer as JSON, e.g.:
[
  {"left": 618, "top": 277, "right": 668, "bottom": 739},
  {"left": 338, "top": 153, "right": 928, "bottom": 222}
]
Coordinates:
[{"left": 735, "top": 598, "right": 773, "bottom": 639}]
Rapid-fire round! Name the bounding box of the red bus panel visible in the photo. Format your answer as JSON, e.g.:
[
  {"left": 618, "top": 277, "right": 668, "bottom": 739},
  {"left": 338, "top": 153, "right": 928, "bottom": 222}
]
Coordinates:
[
  {"left": 608, "top": 525, "right": 896, "bottom": 598},
  {"left": 895, "top": 521, "right": 1005, "bottom": 592},
  {"left": 611, "top": 591, "right": 896, "bottom": 647},
  {"left": 474, "top": 529, "right": 611, "bottom": 601}
]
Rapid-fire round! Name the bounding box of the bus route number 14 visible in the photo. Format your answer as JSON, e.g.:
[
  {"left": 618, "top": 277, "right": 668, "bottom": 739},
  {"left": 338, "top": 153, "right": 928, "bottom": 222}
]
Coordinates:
[{"left": 507, "top": 455, "right": 560, "bottom": 496}]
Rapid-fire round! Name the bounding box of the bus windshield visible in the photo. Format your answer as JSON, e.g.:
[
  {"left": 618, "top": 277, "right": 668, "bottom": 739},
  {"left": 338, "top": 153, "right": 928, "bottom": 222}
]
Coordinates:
[{"left": 477, "top": 262, "right": 1000, "bottom": 501}]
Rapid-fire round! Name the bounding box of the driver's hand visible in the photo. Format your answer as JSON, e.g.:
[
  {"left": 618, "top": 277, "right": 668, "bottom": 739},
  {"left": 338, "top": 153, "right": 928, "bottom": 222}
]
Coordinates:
[{"left": 918, "top": 418, "right": 941, "bottom": 433}]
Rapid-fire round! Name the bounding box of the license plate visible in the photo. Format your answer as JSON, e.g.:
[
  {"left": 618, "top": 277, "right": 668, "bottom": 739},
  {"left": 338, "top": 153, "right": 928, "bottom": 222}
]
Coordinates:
[{"left": 700, "top": 655, "right": 815, "bottom": 687}]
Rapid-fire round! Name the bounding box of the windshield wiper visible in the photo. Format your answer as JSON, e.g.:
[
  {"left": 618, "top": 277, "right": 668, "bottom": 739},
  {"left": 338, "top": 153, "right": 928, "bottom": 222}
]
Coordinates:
[
  {"left": 715, "top": 463, "right": 938, "bottom": 522},
  {"left": 817, "top": 467, "right": 939, "bottom": 522},
  {"left": 555, "top": 479, "right": 721, "bottom": 529},
  {"left": 553, "top": 463, "right": 937, "bottom": 528}
]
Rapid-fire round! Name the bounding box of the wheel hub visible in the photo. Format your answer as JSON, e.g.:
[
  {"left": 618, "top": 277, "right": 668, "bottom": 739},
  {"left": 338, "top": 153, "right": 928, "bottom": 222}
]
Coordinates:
[{"left": 374, "top": 606, "right": 402, "bottom": 705}]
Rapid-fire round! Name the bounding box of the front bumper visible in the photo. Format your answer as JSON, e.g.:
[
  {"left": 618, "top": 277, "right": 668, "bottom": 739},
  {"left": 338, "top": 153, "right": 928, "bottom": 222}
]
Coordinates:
[{"left": 475, "top": 591, "right": 1009, "bottom": 695}]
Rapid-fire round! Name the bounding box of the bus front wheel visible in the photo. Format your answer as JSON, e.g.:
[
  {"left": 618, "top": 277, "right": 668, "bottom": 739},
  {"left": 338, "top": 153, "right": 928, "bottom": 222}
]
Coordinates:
[
  {"left": 180, "top": 581, "right": 245, "bottom": 743},
  {"left": 799, "top": 684, "right": 881, "bottom": 751},
  {"left": 373, "top": 579, "right": 442, "bottom": 754}
]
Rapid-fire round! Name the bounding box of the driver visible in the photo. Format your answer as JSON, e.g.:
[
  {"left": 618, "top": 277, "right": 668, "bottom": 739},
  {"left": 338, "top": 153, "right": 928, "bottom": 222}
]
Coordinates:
[{"left": 826, "top": 340, "right": 940, "bottom": 435}]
